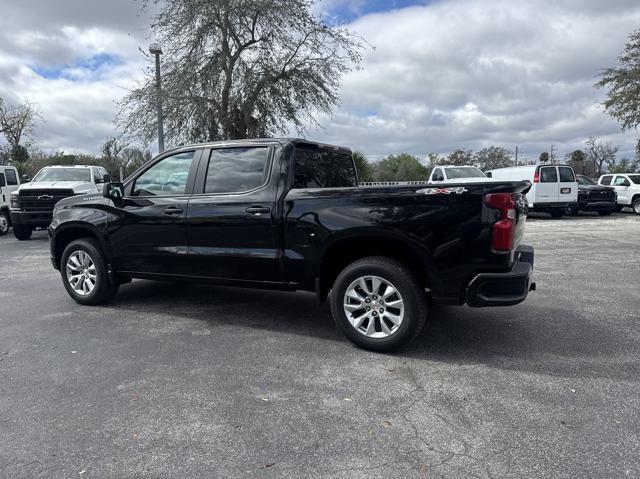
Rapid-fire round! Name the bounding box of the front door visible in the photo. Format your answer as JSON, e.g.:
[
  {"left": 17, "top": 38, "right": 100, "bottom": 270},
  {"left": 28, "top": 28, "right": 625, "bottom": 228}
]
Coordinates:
[
  {"left": 186, "top": 145, "right": 285, "bottom": 283},
  {"left": 536, "top": 166, "right": 559, "bottom": 204},
  {"left": 612, "top": 175, "right": 631, "bottom": 205},
  {"left": 108, "top": 150, "right": 198, "bottom": 275}
]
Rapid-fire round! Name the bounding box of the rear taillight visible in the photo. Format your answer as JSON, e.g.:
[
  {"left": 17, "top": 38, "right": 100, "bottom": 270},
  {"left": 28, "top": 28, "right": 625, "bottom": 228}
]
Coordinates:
[
  {"left": 485, "top": 193, "right": 517, "bottom": 253},
  {"left": 533, "top": 172, "right": 539, "bottom": 183}
]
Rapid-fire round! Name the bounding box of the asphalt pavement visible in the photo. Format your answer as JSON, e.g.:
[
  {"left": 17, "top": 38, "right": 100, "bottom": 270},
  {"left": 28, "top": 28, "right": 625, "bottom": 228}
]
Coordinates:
[{"left": 0, "top": 212, "right": 639, "bottom": 478}]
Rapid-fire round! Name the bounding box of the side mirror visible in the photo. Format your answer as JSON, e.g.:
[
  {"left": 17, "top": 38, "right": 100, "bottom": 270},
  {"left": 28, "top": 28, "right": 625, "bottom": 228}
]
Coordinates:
[
  {"left": 102, "top": 174, "right": 111, "bottom": 183},
  {"left": 103, "top": 182, "right": 125, "bottom": 200},
  {"left": 21, "top": 175, "right": 31, "bottom": 183}
]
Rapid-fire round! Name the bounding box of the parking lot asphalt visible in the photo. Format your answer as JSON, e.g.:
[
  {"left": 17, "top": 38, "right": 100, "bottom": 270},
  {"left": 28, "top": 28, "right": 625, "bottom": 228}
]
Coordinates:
[{"left": 0, "top": 213, "right": 639, "bottom": 478}]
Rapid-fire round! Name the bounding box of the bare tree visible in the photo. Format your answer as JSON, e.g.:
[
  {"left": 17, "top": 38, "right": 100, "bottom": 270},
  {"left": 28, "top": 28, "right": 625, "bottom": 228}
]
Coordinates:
[
  {"left": 586, "top": 137, "right": 618, "bottom": 176},
  {"left": 118, "top": 0, "right": 365, "bottom": 145},
  {"left": 0, "top": 98, "right": 39, "bottom": 173}
]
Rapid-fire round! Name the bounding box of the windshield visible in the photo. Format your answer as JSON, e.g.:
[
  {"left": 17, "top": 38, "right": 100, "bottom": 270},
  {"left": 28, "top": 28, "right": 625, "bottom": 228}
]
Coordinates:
[
  {"left": 629, "top": 175, "right": 640, "bottom": 185},
  {"left": 33, "top": 168, "right": 91, "bottom": 182},
  {"left": 445, "top": 167, "right": 486, "bottom": 179},
  {"left": 577, "top": 175, "right": 595, "bottom": 185}
]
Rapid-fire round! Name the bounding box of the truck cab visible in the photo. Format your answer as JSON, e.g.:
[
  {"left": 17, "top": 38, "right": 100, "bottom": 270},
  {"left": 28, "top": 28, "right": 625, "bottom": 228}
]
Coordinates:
[
  {"left": 10, "top": 165, "right": 110, "bottom": 240},
  {"left": 429, "top": 165, "right": 488, "bottom": 184},
  {"left": 0, "top": 165, "right": 20, "bottom": 235}
]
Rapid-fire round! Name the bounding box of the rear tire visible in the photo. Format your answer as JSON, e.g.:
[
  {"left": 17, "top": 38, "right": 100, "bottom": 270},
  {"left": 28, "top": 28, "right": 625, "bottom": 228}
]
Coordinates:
[
  {"left": 13, "top": 224, "right": 32, "bottom": 240},
  {"left": 0, "top": 211, "right": 9, "bottom": 236},
  {"left": 60, "top": 238, "right": 119, "bottom": 305},
  {"left": 330, "top": 256, "right": 428, "bottom": 352},
  {"left": 550, "top": 209, "right": 564, "bottom": 218}
]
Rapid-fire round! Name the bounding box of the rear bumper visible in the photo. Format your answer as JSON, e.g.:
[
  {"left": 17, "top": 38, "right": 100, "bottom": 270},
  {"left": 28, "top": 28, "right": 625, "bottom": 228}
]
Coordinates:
[
  {"left": 466, "top": 245, "right": 535, "bottom": 307},
  {"left": 9, "top": 210, "right": 53, "bottom": 228}
]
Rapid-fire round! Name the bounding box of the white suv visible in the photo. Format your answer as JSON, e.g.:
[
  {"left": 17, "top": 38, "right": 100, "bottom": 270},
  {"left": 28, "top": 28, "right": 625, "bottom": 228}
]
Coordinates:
[
  {"left": 0, "top": 165, "right": 20, "bottom": 235},
  {"left": 428, "top": 165, "right": 489, "bottom": 183},
  {"left": 598, "top": 173, "right": 640, "bottom": 215}
]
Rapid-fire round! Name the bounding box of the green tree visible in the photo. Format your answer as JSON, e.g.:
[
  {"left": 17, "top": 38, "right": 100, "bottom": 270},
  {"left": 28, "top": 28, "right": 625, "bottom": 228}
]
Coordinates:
[
  {"left": 119, "top": 0, "right": 364, "bottom": 145},
  {"left": 443, "top": 149, "right": 474, "bottom": 166},
  {"left": 596, "top": 29, "right": 640, "bottom": 131},
  {"left": 370, "top": 153, "right": 429, "bottom": 182},
  {"left": 351, "top": 150, "right": 372, "bottom": 182},
  {"left": 539, "top": 152, "right": 550, "bottom": 164},
  {"left": 566, "top": 149, "right": 596, "bottom": 176},
  {"left": 474, "top": 146, "right": 511, "bottom": 171},
  {"left": 607, "top": 157, "right": 640, "bottom": 173}
]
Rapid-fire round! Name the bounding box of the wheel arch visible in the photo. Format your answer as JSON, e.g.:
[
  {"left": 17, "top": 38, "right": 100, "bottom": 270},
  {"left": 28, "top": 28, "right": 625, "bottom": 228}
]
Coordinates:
[
  {"left": 316, "top": 231, "right": 436, "bottom": 302},
  {"left": 52, "top": 224, "right": 109, "bottom": 270}
]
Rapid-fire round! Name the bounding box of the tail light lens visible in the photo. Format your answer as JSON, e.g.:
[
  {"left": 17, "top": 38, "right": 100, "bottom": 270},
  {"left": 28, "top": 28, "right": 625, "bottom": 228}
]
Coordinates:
[
  {"left": 533, "top": 172, "right": 540, "bottom": 183},
  {"left": 485, "top": 193, "right": 517, "bottom": 253}
]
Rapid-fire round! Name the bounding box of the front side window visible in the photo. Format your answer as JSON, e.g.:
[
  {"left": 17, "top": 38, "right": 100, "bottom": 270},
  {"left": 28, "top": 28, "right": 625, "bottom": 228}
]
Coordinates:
[
  {"left": 292, "top": 148, "right": 357, "bottom": 189},
  {"left": 540, "top": 167, "right": 558, "bottom": 183},
  {"left": 33, "top": 167, "right": 92, "bottom": 182},
  {"left": 559, "top": 166, "right": 575, "bottom": 182},
  {"left": 204, "top": 147, "right": 270, "bottom": 194},
  {"left": 613, "top": 176, "right": 630, "bottom": 187},
  {"left": 5, "top": 169, "right": 17, "bottom": 185},
  {"left": 133, "top": 151, "right": 195, "bottom": 196},
  {"left": 432, "top": 169, "right": 444, "bottom": 181},
  {"left": 600, "top": 175, "right": 613, "bottom": 185}
]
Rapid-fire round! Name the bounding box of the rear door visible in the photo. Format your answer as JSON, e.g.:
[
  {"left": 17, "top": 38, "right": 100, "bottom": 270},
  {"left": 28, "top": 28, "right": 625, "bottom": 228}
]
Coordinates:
[
  {"left": 535, "top": 166, "right": 559, "bottom": 204},
  {"left": 185, "top": 144, "right": 285, "bottom": 283},
  {"left": 0, "top": 171, "right": 6, "bottom": 205},
  {"left": 558, "top": 166, "right": 578, "bottom": 203}
]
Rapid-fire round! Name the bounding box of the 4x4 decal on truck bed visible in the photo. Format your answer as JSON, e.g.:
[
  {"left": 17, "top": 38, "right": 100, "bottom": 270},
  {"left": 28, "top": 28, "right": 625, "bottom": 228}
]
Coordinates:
[{"left": 416, "top": 187, "right": 468, "bottom": 195}]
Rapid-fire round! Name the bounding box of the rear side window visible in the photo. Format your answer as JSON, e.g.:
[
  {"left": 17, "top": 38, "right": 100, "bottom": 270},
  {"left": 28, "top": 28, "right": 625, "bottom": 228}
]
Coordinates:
[
  {"left": 558, "top": 167, "right": 575, "bottom": 182},
  {"left": 613, "top": 176, "right": 630, "bottom": 186},
  {"left": 204, "top": 147, "right": 270, "bottom": 194},
  {"left": 292, "top": 148, "right": 357, "bottom": 189},
  {"left": 600, "top": 175, "right": 613, "bottom": 185},
  {"left": 5, "top": 169, "right": 17, "bottom": 185},
  {"left": 539, "top": 167, "right": 558, "bottom": 183},
  {"left": 0, "top": 173, "right": 5, "bottom": 187}
]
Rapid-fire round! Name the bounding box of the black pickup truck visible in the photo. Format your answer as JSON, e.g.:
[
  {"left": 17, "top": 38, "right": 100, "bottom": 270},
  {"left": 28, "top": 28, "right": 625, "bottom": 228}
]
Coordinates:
[{"left": 49, "top": 138, "right": 535, "bottom": 351}]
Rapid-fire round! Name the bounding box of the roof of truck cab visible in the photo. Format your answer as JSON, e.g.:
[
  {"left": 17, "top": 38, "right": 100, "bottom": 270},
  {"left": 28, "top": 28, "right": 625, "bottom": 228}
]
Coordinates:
[
  {"left": 45, "top": 165, "right": 95, "bottom": 168},
  {"left": 163, "top": 138, "right": 352, "bottom": 156}
]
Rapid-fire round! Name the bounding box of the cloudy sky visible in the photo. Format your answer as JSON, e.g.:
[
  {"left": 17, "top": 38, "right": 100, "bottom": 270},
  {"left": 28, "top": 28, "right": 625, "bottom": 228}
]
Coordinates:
[{"left": 1, "top": 0, "right": 639, "bottom": 162}]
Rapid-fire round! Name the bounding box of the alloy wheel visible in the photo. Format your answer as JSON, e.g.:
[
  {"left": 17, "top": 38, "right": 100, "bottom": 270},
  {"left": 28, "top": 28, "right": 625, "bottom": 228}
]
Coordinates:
[
  {"left": 66, "top": 250, "right": 97, "bottom": 296},
  {"left": 343, "top": 275, "right": 405, "bottom": 338},
  {"left": 0, "top": 215, "right": 8, "bottom": 234}
]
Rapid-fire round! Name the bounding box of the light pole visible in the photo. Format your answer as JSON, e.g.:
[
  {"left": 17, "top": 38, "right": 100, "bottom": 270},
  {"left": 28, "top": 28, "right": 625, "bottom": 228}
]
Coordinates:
[{"left": 149, "top": 42, "right": 165, "bottom": 153}]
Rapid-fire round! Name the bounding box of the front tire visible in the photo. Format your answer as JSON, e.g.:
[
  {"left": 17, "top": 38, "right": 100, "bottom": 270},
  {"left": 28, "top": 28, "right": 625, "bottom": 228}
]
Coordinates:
[
  {"left": 60, "top": 238, "right": 118, "bottom": 305},
  {"left": 550, "top": 209, "right": 564, "bottom": 218},
  {"left": 330, "top": 256, "right": 428, "bottom": 352},
  {"left": 13, "top": 224, "right": 32, "bottom": 240},
  {"left": 0, "top": 211, "right": 9, "bottom": 236},
  {"left": 633, "top": 198, "right": 640, "bottom": 215}
]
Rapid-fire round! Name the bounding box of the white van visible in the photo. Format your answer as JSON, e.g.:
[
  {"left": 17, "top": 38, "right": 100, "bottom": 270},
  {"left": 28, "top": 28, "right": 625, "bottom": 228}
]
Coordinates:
[
  {"left": 485, "top": 165, "right": 578, "bottom": 217},
  {"left": 0, "top": 165, "right": 21, "bottom": 235},
  {"left": 429, "top": 165, "right": 488, "bottom": 184}
]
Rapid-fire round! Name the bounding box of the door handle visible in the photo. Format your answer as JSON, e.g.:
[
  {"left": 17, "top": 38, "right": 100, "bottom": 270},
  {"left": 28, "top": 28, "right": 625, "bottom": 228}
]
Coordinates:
[
  {"left": 163, "top": 206, "right": 183, "bottom": 215},
  {"left": 245, "top": 206, "right": 270, "bottom": 215}
]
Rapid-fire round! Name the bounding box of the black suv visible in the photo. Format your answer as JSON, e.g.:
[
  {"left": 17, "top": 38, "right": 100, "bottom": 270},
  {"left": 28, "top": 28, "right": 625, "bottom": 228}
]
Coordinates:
[{"left": 570, "top": 175, "right": 617, "bottom": 216}]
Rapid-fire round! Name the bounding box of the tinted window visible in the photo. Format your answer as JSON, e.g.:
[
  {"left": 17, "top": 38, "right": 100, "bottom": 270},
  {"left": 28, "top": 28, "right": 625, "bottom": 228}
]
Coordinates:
[
  {"left": 613, "top": 176, "right": 630, "bottom": 186},
  {"left": 205, "top": 147, "right": 270, "bottom": 194},
  {"left": 628, "top": 175, "right": 640, "bottom": 185},
  {"left": 92, "top": 168, "right": 102, "bottom": 183},
  {"left": 600, "top": 175, "right": 613, "bottom": 185},
  {"left": 540, "top": 167, "right": 557, "bottom": 183},
  {"left": 577, "top": 175, "right": 594, "bottom": 185},
  {"left": 292, "top": 148, "right": 357, "bottom": 189},
  {"left": 5, "top": 169, "right": 17, "bottom": 185},
  {"left": 432, "top": 169, "right": 444, "bottom": 181},
  {"left": 0, "top": 173, "right": 5, "bottom": 187},
  {"left": 133, "top": 151, "right": 195, "bottom": 196},
  {"left": 558, "top": 166, "right": 575, "bottom": 182}
]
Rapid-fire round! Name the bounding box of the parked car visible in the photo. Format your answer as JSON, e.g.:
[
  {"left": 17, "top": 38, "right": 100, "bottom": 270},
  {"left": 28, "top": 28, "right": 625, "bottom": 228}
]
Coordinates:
[
  {"left": 10, "top": 165, "right": 110, "bottom": 240},
  {"left": 598, "top": 173, "right": 640, "bottom": 215},
  {"left": 49, "top": 138, "right": 535, "bottom": 352},
  {"left": 428, "top": 165, "right": 488, "bottom": 183},
  {"left": 569, "top": 175, "right": 617, "bottom": 216},
  {"left": 0, "top": 165, "right": 20, "bottom": 236},
  {"left": 485, "top": 165, "right": 578, "bottom": 218}
]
